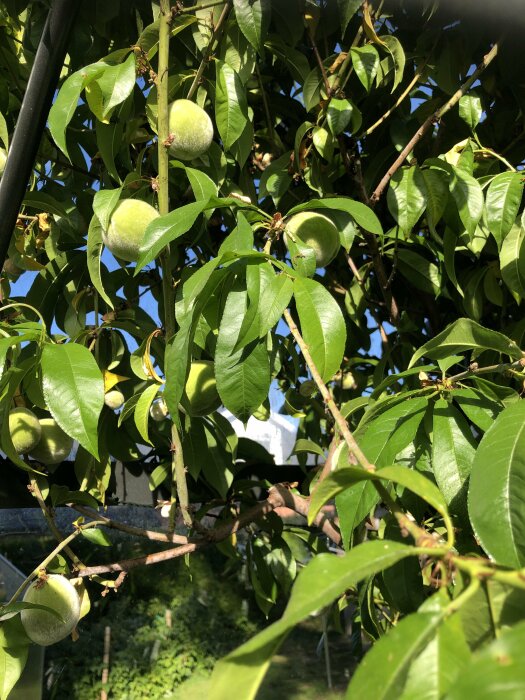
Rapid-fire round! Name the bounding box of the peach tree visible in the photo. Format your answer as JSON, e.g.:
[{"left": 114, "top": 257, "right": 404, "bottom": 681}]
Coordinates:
[{"left": 0, "top": 0, "right": 525, "bottom": 698}]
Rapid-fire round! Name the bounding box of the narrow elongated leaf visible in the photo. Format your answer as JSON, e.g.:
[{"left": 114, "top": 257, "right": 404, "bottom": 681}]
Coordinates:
[
  {"left": 396, "top": 249, "right": 441, "bottom": 296},
  {"left": 468, "top": 401, "right": 525, "bottom": 568},
  {"left": 210, "top": 540, "right": 419, "bottom": 700},
  {"left": 381, "top": 35, "right": 406, "bottom": 91},
  {"left": 0, "top": 645, "right": 29, "bottom": 700},
  {"left": 357, "top": 397, "right": 429, "bottom": 468},
  {"left": 445, "top": 621, "right": 525, "bottom": 699},
  {"left": 22, "top": 191, "right": 68, "bottom": 217},
  {"left": 215, "top": 61, "right": 249, "bottom": 150},
  {"left": 233, "top": 0, "right": 270, "bottom": 55},
  {"left": 134, "top": 383, "right": 160, "bottom": 445},
  {"left": 500, "top": 222, "right": 525, "bottom": 299},
  {"left": 432, "top": 399, "right": 476, "bottom": 518},
  {"left": 421, "top": 168, "right": 449, "bottom": 228},
  {"left": 42, "top": 343, "right": 104, "bottom": 459},
  {"left": 215, "top": 285, "right": 270, "bottom": 422},
  {"left": 293, "top": 277, "right": 346, "bottom": 382},
  {"left": 86, "top": 215, "right": 114, "bottom": 309},
  {"left": 96, "top": 52, "right": 136, "bottom": 118},
  {"left": 408, "top": 318, "right": 523, "bottom": 368},
  {"left": 346, "top": 613, "right": 443, "bottom": 699},
  {"left": 387, "top": 166, "right": 427, "bottom": 235},
  {"left": 286, "top": 197, "right": 383, "bottom": 236},
  {"left": 337, "top": 0, "right": 361, "bottom": 33},
  {"left": 136, "top": 200, "right": 209, "bottom": 270},
  {"left": 351, "top": 45, "right": 379, "bottom": 92},
  {"left": 449, "top": 167, "right": 484, "bottom": 239},
  {"left": 485, "top": 172, "right": 524, "bottom": 246},
  {"left": 310, "top": 465, "right": 451, "bottom": 529},
  {"left": 458, "top": 93, "right": 482, "bottom": 130},
  {"left": 401, "top": 611, "right": 470, "bottom": 700}
]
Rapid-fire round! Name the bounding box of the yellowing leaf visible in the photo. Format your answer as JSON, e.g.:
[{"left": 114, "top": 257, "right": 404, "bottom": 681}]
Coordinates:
[{"left": 103, "top": 370, "right": 129, "bottom": 393}]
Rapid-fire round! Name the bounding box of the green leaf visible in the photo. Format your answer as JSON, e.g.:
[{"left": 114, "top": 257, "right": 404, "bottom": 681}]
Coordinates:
[
  {"left": 81, "top": 527, "right": 112, "bottom": 546},
  {"left": 218, "top": 211, "right": 254, "bottom": 255},
  {"left": 136, "top": 200, "right": 209, "bottom": 271},
  {"left": 210, "top": 540, "right": 419, "bottom": 700},
  {"left": 92, "top": 187, "right": 123, "bottom": 232},
  {"left": 22, "top": 191, "right": 68, "bottom": 217},
  {"left": 95, "top": 120, "right": 123, "bottom": 183},
  {"left": 326, "top": 98, "right": 358, "bottom": 136},
  {"left": 293, "top": 438, "right": 325, "bottom": 458},
  {"left": 215, "top": 284, "right": 270, "bottom": 422},
  {"left": 286, "top": 197, "right": 383, "bottom": 236},
  {"left": 396, "top": 249, "right": 441, "bottom": 297},
  {"left": 235, "top": 263, "right": 293, "bottom": 351},
  {"left": 351, "top": 45, "right": 380, "bottom": 92},
  {"left": 89, "top": 52, "right": 136, "bottom": 120},
  {"left": 381, "top": 35, "right": 406, "bottom": 91},
  {"left": 432, "top": 399, "right": 476, "bottom": 519},
  {"left": 86, "top": 215, "right": 114, "bottom": 309},
  {"left": 401, "top": 610, "right": 470, "bottom": 699},
  {"left": 458, "top": 93, "right": 482, "bottom": 130},
  {"left": 134, "top": 383, "right": 160, "bottom": 445},
  {"left": 259, "top": 152, "right": 293, "bottom": 205},
  {"left": 310, "top": 465, "right": 451, "bottom": 530},
  {"left": 0, "top": 645, "right": 29, "bottom": 700},
  {"left": 215, "top": 61, "right": 249, "bottom": 150},
  {"left": 408, "top": 318, "right": 523, "bottom": 368},
  {"left": 346, "top": 612, "right": 443, "bottom": 699},
  {"left": 449, "top": 167, "right": 484, "bottom": 239},
  {"left": 468, "top": 401, "right": 525, "bottom": 568},
  {"left": 485, "top": 172, "right": 524, "bottom": 246},
  {"left": 293, "top": 277, "right": 346, "bottom": 383},
  {"left": 42, "top": 343, "right": 104, "bottom": 459},
  {"left": 387, "top": 166, "right": 427, "bottom": 236},
  {"left": 445, "top": 621, "right": 525, "bottom": 699},
  {"left": 500, "top": 222, "right": 525, "bottom": 299},
  {"left": 265, "top": 38, "right": 310, "bottom": 83},
  {"left": 421, "top": 168, "right": 449, "bottom": 229},
  {"left": 337, "top": 0, "right": 361, "bottom": 33},
  {"left": 452, "top": 387, "right": 503, "bottom": 433},
  {"left": 357, "top": 397, "right": 429, "bottom": 468},
  {"left": 233, "top": 0, "right": 271, "bottom": 55},
  {"left": 0, "top": 111, "right": 8, "bottom": 150}
]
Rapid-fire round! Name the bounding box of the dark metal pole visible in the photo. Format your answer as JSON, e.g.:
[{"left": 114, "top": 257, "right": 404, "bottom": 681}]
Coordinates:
[{"left": 0, "top": 0, "right": 80, "bottom": 272}]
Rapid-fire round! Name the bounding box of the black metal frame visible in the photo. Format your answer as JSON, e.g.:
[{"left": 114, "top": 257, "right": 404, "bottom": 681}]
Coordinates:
[{"left": 0, "top": 0, "right": 80, "bottom": 272}]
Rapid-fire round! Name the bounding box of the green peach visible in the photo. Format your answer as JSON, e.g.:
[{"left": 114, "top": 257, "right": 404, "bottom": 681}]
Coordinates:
[
  {"left": 103, "top": 199, "right": 160, "bottom": 263},
  {"left": 184, "top": 360, "right": 221, "bottom": 417},
  {"left": 9, "top": 407, "right": 42, "bottom": 454},
  {"left": 168, "top": 99, "right": 214, "bottom": 161},
  {"left": 149, "top": 397, "right": 168, "bottom": 422},
  {"left": 104, "top": 389, "right": 125, "bottom": 410},
  {"left": 284, "top": 211, "right": 340, "bottom": 268},
  {"left": 29, "top": 418, "right": 74, "bottom": 465},
  {"left": 21, "top": 574, "right": 81, "bottom": 646}
]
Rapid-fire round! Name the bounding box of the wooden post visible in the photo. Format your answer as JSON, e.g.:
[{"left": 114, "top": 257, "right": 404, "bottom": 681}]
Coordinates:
[{"left": 100, "top": 625, "right": 111, "bottom": 700}]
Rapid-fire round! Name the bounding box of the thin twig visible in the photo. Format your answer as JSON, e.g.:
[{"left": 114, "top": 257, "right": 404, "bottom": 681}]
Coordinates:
[
  {"left": 29, "top": 477, "right": 85, "bottom": 570},
  {"left": 363, "top": 40, "right": 437, "bottom": 137},
  {"left": 186, "top": 1, "right": 231, "bottom": 100},
  {"left": 283, "top": 309, "right": 374, "bottom": 471},
  {"left": 283, "top": 309, "right": 443, "bottom": 547},
  {"left": 370, "top": 39, "right": 501, "bottom": 204},
  {"left": 70, "top": 504, "right": 189, "bottom": 544}
]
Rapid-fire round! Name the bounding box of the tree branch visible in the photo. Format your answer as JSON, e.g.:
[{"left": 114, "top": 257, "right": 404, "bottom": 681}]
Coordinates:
[
  {"left": 186, "top": 1, "right": 231, "bottom": 101},
  {"left": 370, "top": 39, "right": 501, "bottom": 204}
]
